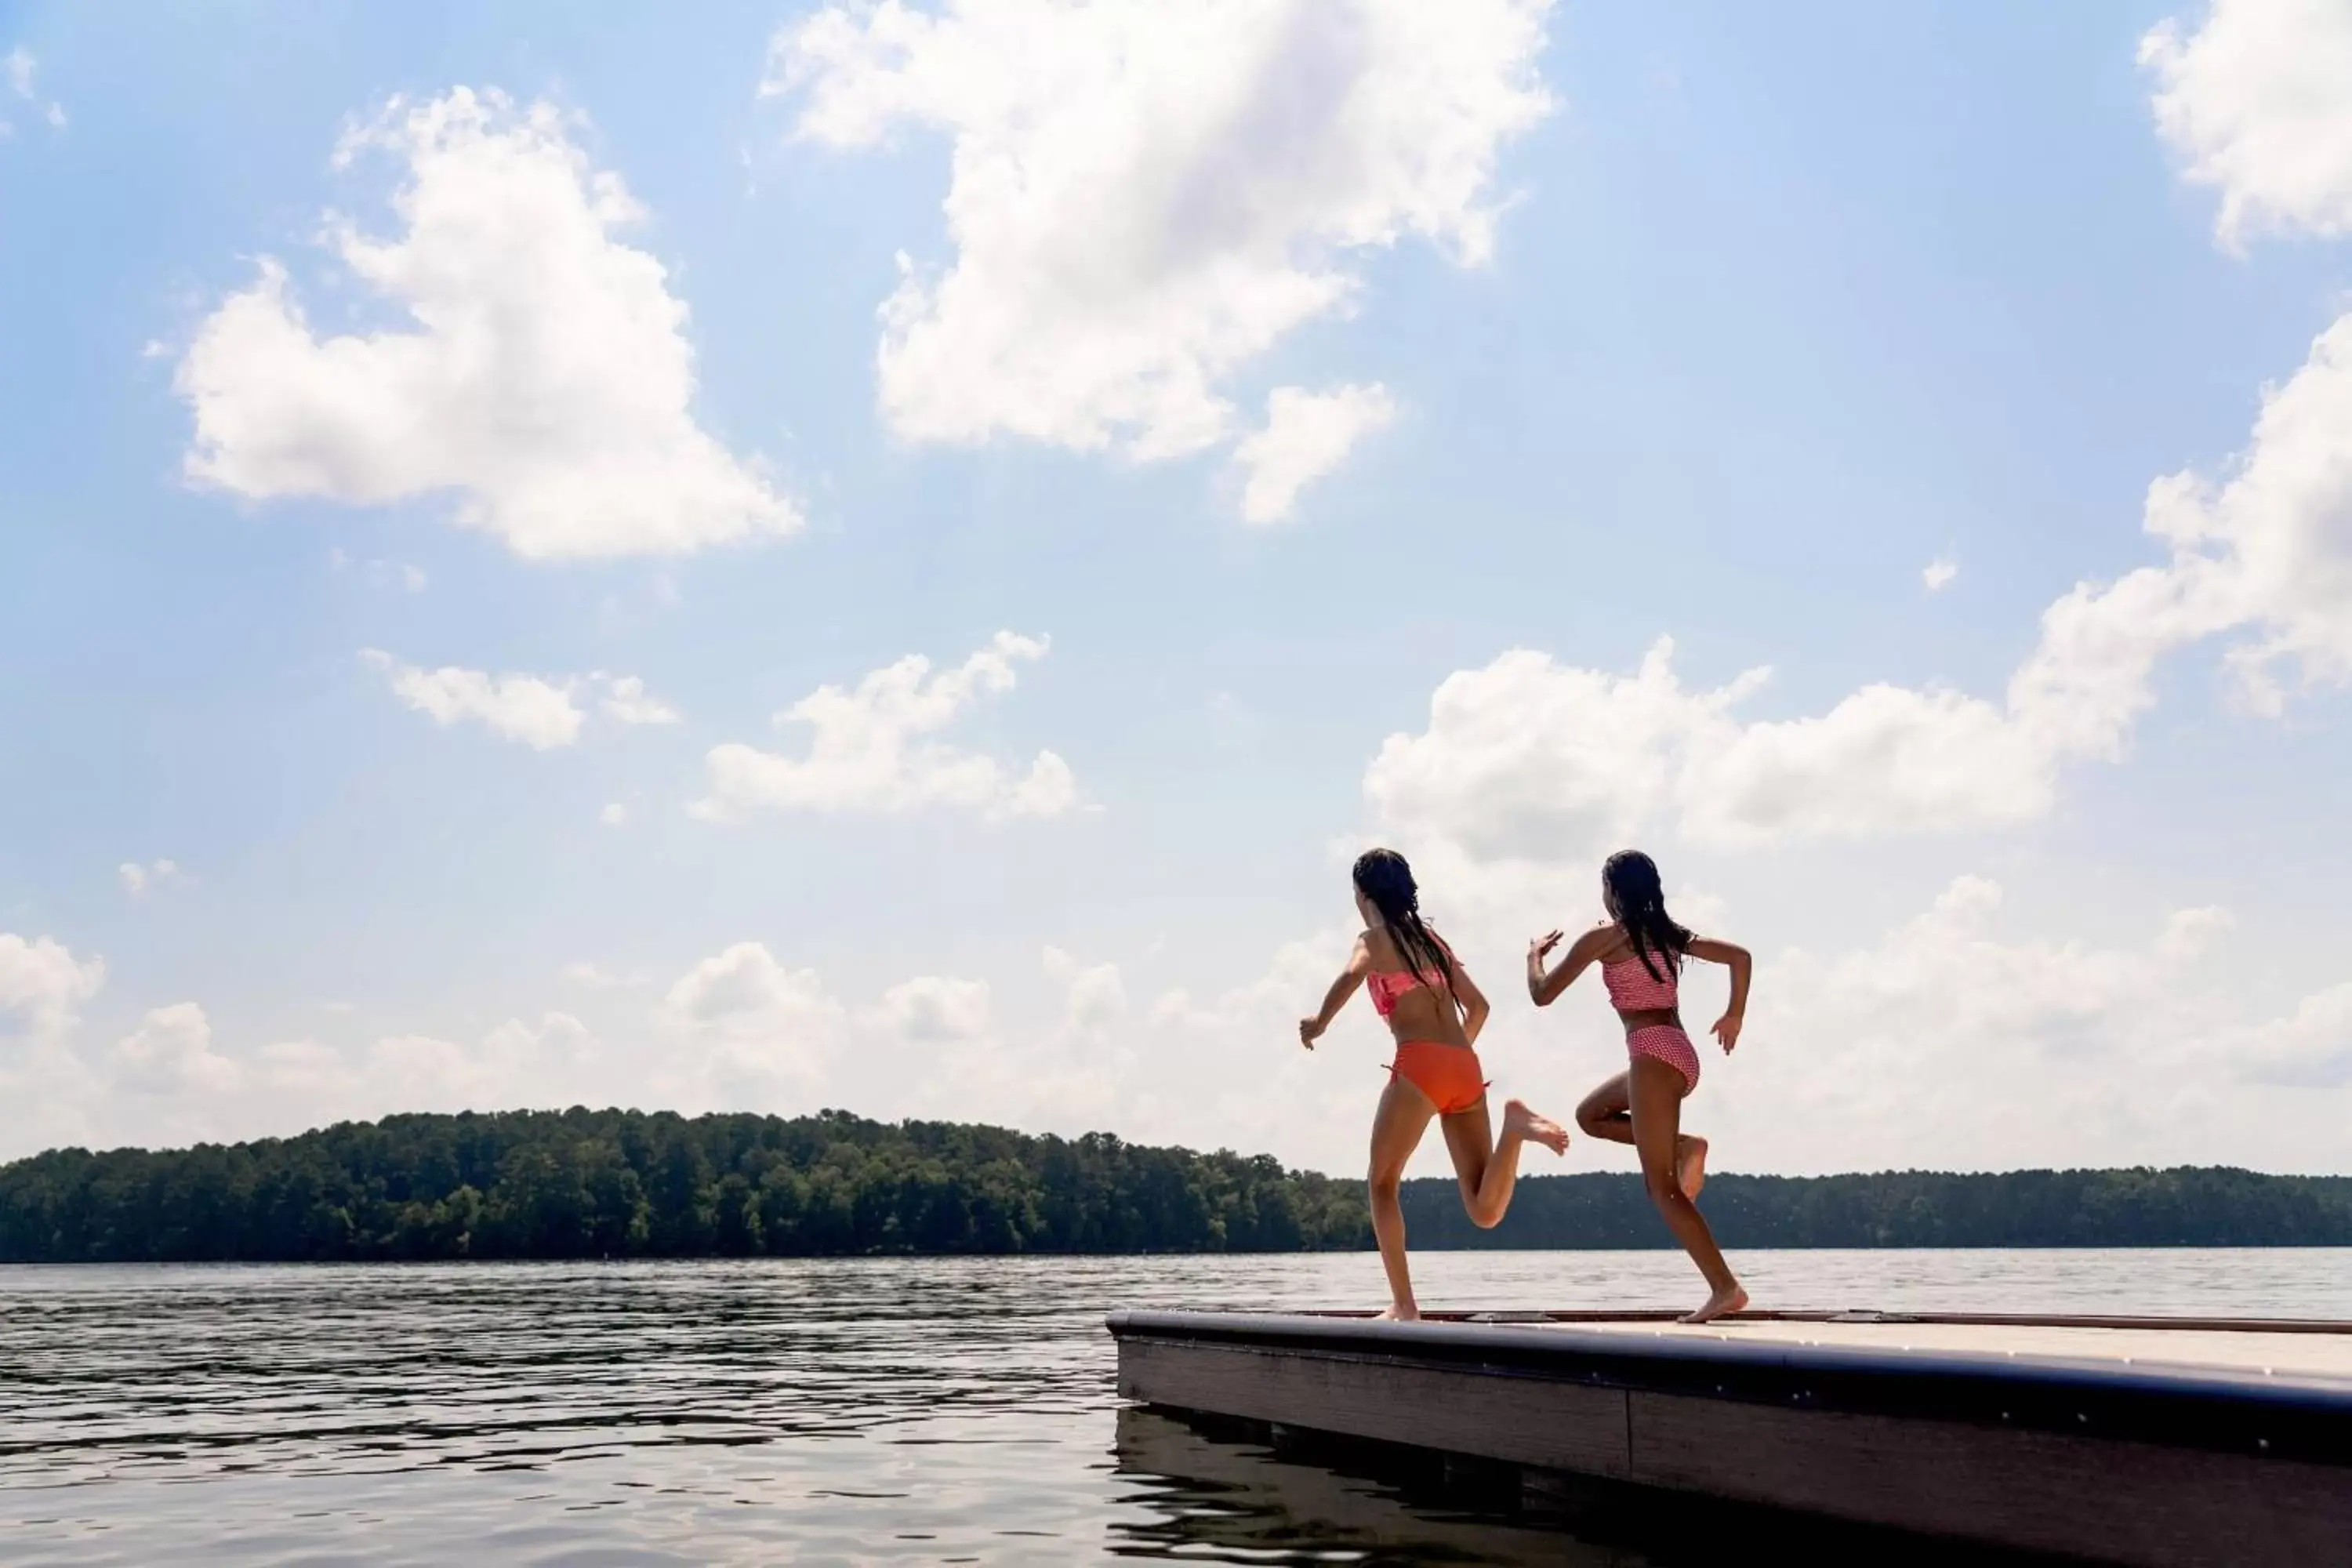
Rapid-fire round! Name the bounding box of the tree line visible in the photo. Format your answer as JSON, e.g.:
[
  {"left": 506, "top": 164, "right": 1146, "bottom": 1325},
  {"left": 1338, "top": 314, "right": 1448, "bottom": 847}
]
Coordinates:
[{"left": 2, "top": 1108, "right": 2346, "bottom": 1262}]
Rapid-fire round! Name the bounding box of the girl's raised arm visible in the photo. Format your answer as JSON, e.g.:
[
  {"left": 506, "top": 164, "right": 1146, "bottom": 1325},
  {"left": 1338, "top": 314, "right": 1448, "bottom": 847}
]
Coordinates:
[
  {"left": 1686, "top": 937, "right": 1751, "bottom": 1053},
  {"left": 1298, "top": 937, "right": 1373, "bottom": 1049},
  {"left": 1527, "top": 925, "right": 1614, "bottom": 1007}
]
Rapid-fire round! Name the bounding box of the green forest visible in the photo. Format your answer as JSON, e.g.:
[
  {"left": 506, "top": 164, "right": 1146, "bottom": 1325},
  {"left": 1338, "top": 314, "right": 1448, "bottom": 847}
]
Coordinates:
[{"left": 3, "top": 1108, "right": 2348, "bottom": 1263}]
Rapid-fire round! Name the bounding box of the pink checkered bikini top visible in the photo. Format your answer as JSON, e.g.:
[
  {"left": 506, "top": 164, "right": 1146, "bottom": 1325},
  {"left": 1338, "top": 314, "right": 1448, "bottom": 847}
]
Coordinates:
[{"left": 1601, "top": 946, "right": 1680, "bottom": 1011}]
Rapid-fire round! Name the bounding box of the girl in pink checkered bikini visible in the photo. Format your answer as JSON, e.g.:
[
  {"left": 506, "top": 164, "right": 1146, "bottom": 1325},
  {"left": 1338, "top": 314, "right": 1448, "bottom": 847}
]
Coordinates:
[{"left": 1526, "top": 849, "right": 1753, "bottom": 1324}]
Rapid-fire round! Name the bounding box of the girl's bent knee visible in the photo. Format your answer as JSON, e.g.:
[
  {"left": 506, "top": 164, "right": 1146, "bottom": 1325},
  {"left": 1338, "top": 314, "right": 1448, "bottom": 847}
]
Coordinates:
[{"left": 1643, "top": 1169, "right": 1684, "bottom": 1207}]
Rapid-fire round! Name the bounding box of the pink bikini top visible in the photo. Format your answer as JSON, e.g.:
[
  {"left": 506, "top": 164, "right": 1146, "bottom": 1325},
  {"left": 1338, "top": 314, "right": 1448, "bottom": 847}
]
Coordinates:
[
  {"left": 1367, "top": 966, "right": 1446, "bottom": 1018},
  {"left": 1601, "top": 948, "right": 1680, "bottom": 1011}
]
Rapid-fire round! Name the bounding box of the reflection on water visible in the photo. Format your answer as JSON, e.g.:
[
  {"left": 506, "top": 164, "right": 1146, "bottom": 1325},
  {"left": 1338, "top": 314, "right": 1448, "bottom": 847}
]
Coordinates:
[
  {"left": 1, "top": 1250, "right": 2345, "bottom": 1565},
  {"left": 1110, "top": 1406, "right": 1653, "bottom": 1566}
]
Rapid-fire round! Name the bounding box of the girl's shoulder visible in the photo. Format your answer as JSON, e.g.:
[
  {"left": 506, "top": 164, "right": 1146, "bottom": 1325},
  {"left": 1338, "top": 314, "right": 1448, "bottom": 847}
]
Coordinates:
[{"left": 1581, "top": 922, "right": 1635, "bottom": 962}]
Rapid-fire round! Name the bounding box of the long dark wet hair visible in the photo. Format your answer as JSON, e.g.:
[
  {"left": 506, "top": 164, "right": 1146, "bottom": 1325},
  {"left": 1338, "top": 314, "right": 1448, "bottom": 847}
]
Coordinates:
[
  {"left": 1352, "top": 848, "right": 1454, "bottom": 998},
  {"left": 1604, "top": 848, "right": 1693, "bottom": 985}
]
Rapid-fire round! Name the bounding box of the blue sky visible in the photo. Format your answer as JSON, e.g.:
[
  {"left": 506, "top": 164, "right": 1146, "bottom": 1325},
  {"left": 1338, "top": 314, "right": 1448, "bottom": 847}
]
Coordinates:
[{"left": 3, "top": 0, "right": 2350, "bottom": 1176}]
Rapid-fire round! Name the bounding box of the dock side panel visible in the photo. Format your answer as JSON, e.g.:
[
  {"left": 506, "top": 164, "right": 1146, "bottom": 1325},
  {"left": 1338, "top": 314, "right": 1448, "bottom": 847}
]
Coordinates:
[
  {"left": 1118, "top": 1338, "right": 1634, "bottom": 1480},
  {"left": 1628, "top": 1388, "right": 2352, "bottom": 1568}
]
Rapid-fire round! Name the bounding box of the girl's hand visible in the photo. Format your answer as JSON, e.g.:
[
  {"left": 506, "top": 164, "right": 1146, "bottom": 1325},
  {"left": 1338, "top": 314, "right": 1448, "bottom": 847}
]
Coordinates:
[
  {"left": 1529, "top": 930, "right": 1564, "bottom": 961},
  {"left": 1298, "top": 1017, "right": 1325, "bottom": 1050},
  {"left": 1711, "top": 1011, "right": 1744, "bottom": 1054}
]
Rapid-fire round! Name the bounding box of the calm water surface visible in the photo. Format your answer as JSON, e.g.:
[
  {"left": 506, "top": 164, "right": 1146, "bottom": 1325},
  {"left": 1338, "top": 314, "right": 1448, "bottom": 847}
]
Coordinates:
[{"left": 4, "top": 1249, "right": 2347, "bottom": 1565}]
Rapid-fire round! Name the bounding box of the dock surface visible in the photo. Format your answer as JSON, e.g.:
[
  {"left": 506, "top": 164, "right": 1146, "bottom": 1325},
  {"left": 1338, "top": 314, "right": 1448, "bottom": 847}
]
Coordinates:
[
  {"left": 1109, "top": 1308, "right": 2352, "bottom": 1566},
  {"left": 1477, "top": 1311, "right": 2352, "bottom": 1383}
]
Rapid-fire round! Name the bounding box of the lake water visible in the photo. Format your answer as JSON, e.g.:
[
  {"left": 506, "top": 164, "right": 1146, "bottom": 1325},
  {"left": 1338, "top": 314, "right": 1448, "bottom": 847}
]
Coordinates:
[{"left": 4, "top": 1249, "right": 2348, "bottom": 1565}]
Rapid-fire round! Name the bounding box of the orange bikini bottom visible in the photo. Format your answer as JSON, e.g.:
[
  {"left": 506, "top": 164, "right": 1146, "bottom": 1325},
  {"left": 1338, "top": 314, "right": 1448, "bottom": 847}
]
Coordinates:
[{"left": 1387, "top": 1040, "right": 1489, "bottom": 1116}]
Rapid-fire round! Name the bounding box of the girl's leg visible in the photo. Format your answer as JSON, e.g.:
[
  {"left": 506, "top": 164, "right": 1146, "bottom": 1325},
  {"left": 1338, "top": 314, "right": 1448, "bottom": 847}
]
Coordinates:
[
  {"left": 1576, "top": 1073, "right": 1634, "bottom": 1145},
  {"left": 1582, "top": 1068, "right": 1708, "bottom": 1196},
  {"left": 1367, "top": 1075, "right": 1438, "bottom": 1319},
  {"left": 1443, "top": 1098, "right": 1570, "bottom": 1229},
  {"left": 1628, "top": 1054, "right": 1746, "bottom": 1323}
]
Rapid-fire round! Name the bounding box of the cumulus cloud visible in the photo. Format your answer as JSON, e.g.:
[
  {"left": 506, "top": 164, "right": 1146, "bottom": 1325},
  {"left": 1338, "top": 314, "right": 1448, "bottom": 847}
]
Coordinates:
[
  {"left": 330, "top": 550, "right": 430, "bottom": 592},
  {"left": 2140, "top": 310, "right": 2352, "bottom": 708},
  {"left": 3, "top": 45, "right": 61, "bottom": 134},
  {"left": 2233, "top": 982, "right": 2352, "bottom": 1087},
  {"left": 1922, "top": 556, "right": 1958, "bottom": 592},
  {"left": 118, "top": 859, "right": 185, "bottom": 897},
  {"left": 769, "top": 0, "right": 1549, "bottom": 500},
  {"left": 1044, "top": 946, "right": 1127, "bottom": 1036},
  {"left": 1234, "top": 383, "right": 1397, "bottom": 523},
  {"left": 2142, "top": 0, "right": 2352, "bottom": 247},
  {"left": 695, "top": 631, "right": 1079, "bottom": 820},
  {"left": 1700, "top": 877, "right": 2252, "bottom": 1172},
  {"left": 362, "top": 1013, "right": 600, "bottom": 1112},
  {"left": 0, "top": 933, "right": 106, "bottom": 1041},
  {"left": 363, "top": 650, "right": 584, "bottom": 750},
  {"left": 113, "top": 1004, "right": 241, "bottom": 1095},
  {"left": 176, "top": 88, "right": 797, "bottom": 560},
  {"left": 599, "top": 802, "right": 630, "bottom": 827},
  {"left": 862, "top": 975, "right": 993, "bottom": 1042},
  {"left": 1366, "top": 297, "right": 2352, "bottom": 868},
  {"left": 663, "top": 941, "right": 845, "bottom": 1091},
  {"left": 599, "top": 674, "right": 681, "bottom": 726}
]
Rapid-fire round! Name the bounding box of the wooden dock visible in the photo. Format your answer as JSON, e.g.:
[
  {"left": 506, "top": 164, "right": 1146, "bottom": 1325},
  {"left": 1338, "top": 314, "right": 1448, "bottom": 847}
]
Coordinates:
[{"left": 1107, "top": 1308, "right": 2352, "bottom": 1566}]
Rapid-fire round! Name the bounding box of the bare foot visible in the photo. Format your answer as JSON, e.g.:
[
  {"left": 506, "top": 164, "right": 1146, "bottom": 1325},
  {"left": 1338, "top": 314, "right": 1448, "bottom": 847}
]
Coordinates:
[
  {"left": 1377, "top": 1302, "right": 1422, "bottom": 1323},
  {"left": 1504, "top": 1098, "right": 1571, "bottom": 1156},
  {"left": 1680, "top": 1283, "right": 1748, "bottom": 1325},
  {"left": 1676, "top": 1135, "right": 1708, "bottom": 1200}
]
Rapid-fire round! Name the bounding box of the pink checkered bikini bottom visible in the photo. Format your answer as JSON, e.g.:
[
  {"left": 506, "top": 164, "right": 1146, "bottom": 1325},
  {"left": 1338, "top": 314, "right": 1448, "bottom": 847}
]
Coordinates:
[{"left": 1628, "top": 1024, "right": 1700, "bottom": 1094}]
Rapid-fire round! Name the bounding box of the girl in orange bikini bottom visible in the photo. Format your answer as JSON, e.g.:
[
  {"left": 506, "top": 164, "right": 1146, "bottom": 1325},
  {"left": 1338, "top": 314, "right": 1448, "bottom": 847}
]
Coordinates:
[
  {"left": 1299, "top": 848, "right": 1570, "bottom": 1321},
  {"left": 1385, "top": 1036, "right": 1488, "bottom": 1115}
]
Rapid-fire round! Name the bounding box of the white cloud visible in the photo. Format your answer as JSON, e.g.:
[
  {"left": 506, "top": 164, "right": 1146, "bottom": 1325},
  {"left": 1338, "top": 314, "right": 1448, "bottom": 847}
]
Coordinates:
[
  {"left": 1922, "top": 556, "right": 1958, "bottom": 592},
  {"left": 560, "top": 960, "right": 628, "bottom": 987},
  {"left": 0, "top": 933, "right": 106, "bottom": 1040},
  {"left": 2138, "top": 310, "right": 2352, "bottom": 710},
  {"left": 663, "top": 941, "right": 845, "bottom": 1091},
  {"left": 1701, "top": 877, "right": 2246, "bottom": 1172},
  {"left": 2233, "top": 982, "right": 2352, "bottom": 1087},
  {"left": 695, "top": 630, "right": 1079, "bottom": 820},
  {"left": 1234, "top": 383, "right": 1396, "bottom": 523},
  {"left": 1366, "top": 299, "right": 2352, "bottom": 862},
  {"left": 599, "top": 674, "right": 681, "bottom": 726},
  {"left": 862, "top": 975, "right": 993, "bottom": 1041},
  {"left": 363, "top": 1013, "right": 600, "bottom": 1112},
  {"left": 599, "top": 802, "right": 630, "bottom": 827},
  {"left": 176, "top": 88, "right": 797, "bottom": 560},
  {"left": 118, "top": 859, "right": 184, "bottom": 897},
  {"left": 113, "top": 1004, "right": 241, "bottom": 1095},
  {"left": 1044, "top": 946, "right": 1127, "bottom": 1035},
  {"left": 363, "top": 649, "right": 584, "bottom": 750},
  {"left": 2142, "top": 0, "right": 2352, "bottom": 247},
  {"left": 332, "top": 550, "right": 430, "bottom": 592},
  {"left": 3, "top": 45, "right": 56, "bottom": 131},
  {"left": 2157, "top": 904, "right": 2236, "bottom": 961},
  {"left": 661, "top": 945, "right": 925, "bottom": 1108},
  {"left": 769, "top": 0, "right": 1549, "bottom": 480}
]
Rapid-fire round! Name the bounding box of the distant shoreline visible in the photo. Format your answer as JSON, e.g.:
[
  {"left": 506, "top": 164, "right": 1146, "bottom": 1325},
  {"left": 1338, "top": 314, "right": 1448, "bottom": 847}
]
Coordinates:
[{"left": 5, "top": 1109, "right": 2347, "bottom": 1263}]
